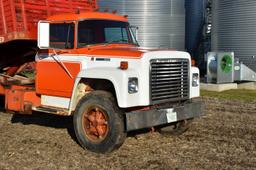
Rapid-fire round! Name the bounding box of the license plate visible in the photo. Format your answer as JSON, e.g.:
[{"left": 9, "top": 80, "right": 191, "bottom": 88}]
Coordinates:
[{"left": 166, "top": 109, "right": 177, "bottom": 123}]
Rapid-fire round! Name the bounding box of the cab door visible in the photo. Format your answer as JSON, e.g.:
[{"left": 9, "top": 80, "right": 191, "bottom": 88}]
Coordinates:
[{"left": 36, "top": 22, "right": 81, "bottom": 98}]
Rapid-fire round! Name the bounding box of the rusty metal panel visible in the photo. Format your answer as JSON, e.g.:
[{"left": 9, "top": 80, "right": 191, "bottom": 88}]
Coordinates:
[
  {"left": 5, "top": 86, "right": 41, "bottom": 114},
  {"left": 5, "top": 89, "right": 24, "bottom": 112}
]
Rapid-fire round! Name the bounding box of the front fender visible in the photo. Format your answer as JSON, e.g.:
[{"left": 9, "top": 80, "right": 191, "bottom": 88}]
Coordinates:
[{"left": 69, "top": 67, "right": 140, "bottom": 114}]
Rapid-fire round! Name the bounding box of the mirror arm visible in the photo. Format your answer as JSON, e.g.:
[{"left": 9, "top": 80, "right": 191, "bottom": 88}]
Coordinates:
[{"left": 50, "top": 49, "right": 74, "bottom": 79}]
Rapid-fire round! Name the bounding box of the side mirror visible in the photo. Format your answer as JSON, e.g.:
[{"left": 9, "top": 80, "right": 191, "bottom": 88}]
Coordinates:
[
  {"left": 130, "top": 26, "right": 139, "bottom": 41},
  {"left": 38, "top": 21, "right": 50, "bottom": 49}
]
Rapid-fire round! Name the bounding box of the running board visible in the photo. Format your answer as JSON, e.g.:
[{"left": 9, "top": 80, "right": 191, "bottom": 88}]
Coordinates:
[{"left": 32, "top": 106, "right": 69, "bottom": 116}]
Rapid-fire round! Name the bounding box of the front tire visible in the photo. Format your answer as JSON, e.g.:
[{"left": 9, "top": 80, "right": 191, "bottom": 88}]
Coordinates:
[{"left": 73, "top": 91, "right": 126, "bottom": 153}]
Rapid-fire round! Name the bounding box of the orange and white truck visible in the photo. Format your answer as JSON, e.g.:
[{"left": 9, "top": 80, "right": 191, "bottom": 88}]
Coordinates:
[{"left": 0, "top": 0, "right": 202, "bottom": 153}]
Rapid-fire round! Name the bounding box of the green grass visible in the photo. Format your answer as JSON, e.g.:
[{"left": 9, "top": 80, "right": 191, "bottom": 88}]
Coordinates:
[{"left": 201, "top": 89, "right": 256, "bottom": 102}]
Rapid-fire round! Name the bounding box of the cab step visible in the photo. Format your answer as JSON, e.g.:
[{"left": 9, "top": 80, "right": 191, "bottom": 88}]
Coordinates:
[{"left": 33, "top": 106, "right": 69, "bottom": 116}]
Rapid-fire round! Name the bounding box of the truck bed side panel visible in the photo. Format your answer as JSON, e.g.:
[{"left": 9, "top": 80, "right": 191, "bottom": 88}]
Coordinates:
[{"left": 0, "top": 0, "right": 97, "bottom": 43}]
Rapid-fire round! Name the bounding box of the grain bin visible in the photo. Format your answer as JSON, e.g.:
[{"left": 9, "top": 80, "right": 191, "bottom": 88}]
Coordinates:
[
  {"left": 212, "top": 0, "right": 256, "bottom": 72},
  {"left": 98, "top": 0, "right": 185, "bottom": 50},
  {"left": 185, "top": 0, "right": 205, "bottom": 57}
]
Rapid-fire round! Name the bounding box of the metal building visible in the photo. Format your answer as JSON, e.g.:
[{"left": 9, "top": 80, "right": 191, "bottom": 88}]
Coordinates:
[
  {"left": 98, "top": 0, "right": 185, "bottom": 50},
  {"left": 212, "top": 0, "right": 256, "bottom": 72}
]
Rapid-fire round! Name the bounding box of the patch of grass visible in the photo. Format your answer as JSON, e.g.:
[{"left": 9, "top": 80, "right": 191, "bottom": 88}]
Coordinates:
[{"left": 201, "top": 89, "right": 256, "bottom": 102}]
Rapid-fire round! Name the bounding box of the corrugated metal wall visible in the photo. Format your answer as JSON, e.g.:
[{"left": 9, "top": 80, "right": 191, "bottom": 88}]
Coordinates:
[
  {"left": 212, "top": 0, "right": 256, "bottom": 71},
  {"left": 98, "top": 0, "right": 185, "bottom": 50}
]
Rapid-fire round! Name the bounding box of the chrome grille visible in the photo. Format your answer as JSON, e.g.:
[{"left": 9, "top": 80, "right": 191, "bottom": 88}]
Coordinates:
[{"left": 150, "top": 59, "right": 189, "bottom": 104}]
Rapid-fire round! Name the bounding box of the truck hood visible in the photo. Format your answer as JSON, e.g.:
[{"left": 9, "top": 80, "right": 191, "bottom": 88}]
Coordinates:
[{"left": 79, "top": 45, "right": 175, "bottom": 59}]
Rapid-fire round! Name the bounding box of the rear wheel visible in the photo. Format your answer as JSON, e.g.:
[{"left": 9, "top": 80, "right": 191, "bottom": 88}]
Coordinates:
[{"left": 73, "top": 91, "right": 126, "bottom": 153}]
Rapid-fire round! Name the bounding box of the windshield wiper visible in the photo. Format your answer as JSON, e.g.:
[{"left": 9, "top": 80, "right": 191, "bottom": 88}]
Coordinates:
[
  {"left": 80, "top": 40, "right": 139, "bottom": 47},
  {"left": 105, "top": 39, "right": 129, "bottom": 44}
]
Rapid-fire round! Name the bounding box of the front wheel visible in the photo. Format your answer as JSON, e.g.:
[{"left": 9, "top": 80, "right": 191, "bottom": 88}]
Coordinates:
[{"left": 73, "top": 91, "right": 126, "bottom": 153}]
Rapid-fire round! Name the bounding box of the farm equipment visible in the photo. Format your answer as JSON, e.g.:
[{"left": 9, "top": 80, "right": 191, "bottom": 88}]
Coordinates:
[{"left": 0, "top": 0, "right": 203, "bottom": 153}]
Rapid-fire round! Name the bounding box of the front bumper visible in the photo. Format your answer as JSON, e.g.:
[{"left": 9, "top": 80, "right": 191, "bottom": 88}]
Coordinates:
[{"left": 125, "top": 100, "right": 203, "bottom": 132}]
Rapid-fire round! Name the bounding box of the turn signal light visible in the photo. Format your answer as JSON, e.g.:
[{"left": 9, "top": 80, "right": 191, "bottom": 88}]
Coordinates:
[
  {"left": 120, "top": 61, "right": 129, "bottom": 70},
  {"left": 191, "top": 59, "right": 196, "bottom": 66}
]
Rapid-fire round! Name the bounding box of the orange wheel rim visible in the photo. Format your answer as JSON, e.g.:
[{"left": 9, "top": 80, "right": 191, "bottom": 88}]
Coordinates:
[{"left": 82, "top": 106, "right": 109, "bottom": 143}]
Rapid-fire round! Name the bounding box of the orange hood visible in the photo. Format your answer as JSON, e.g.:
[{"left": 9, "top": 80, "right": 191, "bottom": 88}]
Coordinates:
[{"left": 77, "top": 44, "right": 175, "bottom": 59}]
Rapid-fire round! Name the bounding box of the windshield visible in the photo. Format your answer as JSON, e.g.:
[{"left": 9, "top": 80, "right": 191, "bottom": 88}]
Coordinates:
[{"left": 78, "top": 20, "right": 137, "bottom": 47}]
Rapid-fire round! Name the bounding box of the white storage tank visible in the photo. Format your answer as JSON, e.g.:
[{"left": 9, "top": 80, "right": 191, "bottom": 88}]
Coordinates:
[
  {"left": 98, "top": 0, "right": 185, "bottom": 50},
  {"left": 212, "top": 0, "right": 256, "bottom": 72}
]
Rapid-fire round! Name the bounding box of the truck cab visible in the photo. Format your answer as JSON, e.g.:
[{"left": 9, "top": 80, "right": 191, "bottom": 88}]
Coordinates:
[{"left": 2, "top": 11, "right": 202, "bottom": 153}]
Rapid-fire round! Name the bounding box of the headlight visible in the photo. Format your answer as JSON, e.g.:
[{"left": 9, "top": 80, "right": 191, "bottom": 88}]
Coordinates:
[
  {"left": 128, "top": 78, "right": 138, "bottom": 94},
  {"left": 192, "top": 73, "right": 199, "bottom": 87}
]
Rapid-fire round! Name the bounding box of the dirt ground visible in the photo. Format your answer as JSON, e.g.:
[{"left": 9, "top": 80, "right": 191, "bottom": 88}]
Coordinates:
[{"left": 0, "top": 97, "right": 255, "bottom": 170}]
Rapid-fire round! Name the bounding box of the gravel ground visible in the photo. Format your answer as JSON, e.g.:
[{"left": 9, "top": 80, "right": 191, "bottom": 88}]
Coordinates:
[{"left": 0, "top": 97, "right": 255, "bottom": 170}]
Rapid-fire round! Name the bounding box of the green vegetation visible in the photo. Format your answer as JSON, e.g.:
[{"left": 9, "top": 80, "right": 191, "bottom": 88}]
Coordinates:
[
  {"left": 201, "top": 89, "right": 256, "bottom": 102},
  {"left": 19, "top": 71, "right": 35, "bottom": 79}
]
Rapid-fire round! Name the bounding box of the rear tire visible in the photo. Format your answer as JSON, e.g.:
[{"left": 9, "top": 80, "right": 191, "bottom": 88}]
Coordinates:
[{"left": 73, "top": 91, "right": 126, "bottom": 153}]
